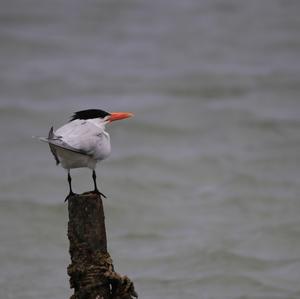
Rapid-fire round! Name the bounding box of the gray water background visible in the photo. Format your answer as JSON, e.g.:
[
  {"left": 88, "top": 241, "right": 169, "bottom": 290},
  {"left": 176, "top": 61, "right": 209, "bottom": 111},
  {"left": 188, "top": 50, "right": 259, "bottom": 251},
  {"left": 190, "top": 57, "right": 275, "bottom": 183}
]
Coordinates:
[{"left": 0, "top": 0, "right": 300, "bottom": 298}]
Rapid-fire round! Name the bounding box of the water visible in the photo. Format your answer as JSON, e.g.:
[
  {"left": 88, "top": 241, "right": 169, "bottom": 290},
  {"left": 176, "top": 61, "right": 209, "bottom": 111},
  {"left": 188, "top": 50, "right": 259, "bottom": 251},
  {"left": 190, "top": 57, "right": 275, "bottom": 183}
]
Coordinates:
[{"left": 0, "top": 0, "right": 300, "bottom": 298}]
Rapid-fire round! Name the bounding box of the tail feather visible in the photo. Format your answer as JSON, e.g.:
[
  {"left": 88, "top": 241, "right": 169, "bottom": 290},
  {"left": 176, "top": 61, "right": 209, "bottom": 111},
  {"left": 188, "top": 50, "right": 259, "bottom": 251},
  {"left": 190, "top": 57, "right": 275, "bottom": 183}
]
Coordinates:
[{"left": 48, "top": 126, "right": 60, "bottom": 165}]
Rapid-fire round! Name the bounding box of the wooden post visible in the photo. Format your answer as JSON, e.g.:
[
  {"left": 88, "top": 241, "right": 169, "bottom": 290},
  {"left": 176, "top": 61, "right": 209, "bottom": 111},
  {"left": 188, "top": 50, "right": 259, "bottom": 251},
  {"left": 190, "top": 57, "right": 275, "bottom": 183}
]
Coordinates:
[{"left": 67, "top": 193, "right": 138, "bottom": 299}]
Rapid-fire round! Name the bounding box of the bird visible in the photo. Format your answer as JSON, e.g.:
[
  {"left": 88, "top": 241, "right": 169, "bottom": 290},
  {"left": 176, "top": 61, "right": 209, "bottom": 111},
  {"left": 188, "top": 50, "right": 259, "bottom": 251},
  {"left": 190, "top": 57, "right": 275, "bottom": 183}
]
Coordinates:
[{"left": 38, "top": 109, "right": 134, "bottom": 201}]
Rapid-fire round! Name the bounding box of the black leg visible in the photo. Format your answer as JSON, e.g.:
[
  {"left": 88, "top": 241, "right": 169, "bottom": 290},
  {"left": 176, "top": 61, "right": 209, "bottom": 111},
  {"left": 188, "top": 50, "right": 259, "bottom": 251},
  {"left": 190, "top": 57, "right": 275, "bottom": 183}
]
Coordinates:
[
  {"left": 92, "top": 170, "right": 107, "bottom": 198},
  {"left": 65, "top": 170, "right": 76, "bottom": 202}
]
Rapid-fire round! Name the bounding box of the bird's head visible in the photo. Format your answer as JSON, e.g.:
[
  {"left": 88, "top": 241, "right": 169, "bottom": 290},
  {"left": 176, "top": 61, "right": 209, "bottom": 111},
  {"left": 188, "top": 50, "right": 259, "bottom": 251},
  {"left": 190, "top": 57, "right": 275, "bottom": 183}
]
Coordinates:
[{"left": 70, "top": 109, "right": 134, "bottom": 127}]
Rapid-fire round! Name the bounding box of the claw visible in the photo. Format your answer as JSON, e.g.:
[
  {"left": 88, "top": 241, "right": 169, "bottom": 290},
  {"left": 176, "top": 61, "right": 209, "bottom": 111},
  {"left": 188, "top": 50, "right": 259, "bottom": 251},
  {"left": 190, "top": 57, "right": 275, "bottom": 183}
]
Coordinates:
[
  {"left": 91, "top": 189, "right": 107, "bottom": 199},
  {"left": 65, "top": 192, "right": 77, "bottom": 202}
]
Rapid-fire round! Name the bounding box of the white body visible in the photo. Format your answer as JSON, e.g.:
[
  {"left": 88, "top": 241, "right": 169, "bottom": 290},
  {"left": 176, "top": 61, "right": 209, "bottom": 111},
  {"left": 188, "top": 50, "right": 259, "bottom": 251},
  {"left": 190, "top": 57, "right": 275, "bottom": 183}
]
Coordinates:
[{"left": 52, "top": 118, "right": 111, "bottom": 170}]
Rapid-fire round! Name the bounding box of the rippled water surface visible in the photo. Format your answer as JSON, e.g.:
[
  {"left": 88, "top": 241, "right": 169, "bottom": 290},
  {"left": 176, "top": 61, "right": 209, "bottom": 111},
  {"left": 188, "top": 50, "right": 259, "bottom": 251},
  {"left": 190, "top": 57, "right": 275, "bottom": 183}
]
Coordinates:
[{"left": 1, "top": 1, "right": 300, "bottom": 298}]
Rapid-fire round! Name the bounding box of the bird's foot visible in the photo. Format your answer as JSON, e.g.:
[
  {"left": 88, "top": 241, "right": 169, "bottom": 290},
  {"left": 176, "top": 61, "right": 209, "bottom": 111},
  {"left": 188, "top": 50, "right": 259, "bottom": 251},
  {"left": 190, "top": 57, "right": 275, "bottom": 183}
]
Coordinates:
[
  {"left": 64, "top": 192, "right": 78, "bottom": 202},
  {"left": 91, "top": 189, "right": 107, "bottom": 199}
]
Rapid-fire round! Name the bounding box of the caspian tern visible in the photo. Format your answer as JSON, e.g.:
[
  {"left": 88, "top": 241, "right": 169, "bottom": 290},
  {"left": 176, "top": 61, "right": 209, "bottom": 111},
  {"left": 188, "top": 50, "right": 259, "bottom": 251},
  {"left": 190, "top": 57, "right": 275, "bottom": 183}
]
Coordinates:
[{"left": 39, "top": 109, "right": 133, "bottom": 201}]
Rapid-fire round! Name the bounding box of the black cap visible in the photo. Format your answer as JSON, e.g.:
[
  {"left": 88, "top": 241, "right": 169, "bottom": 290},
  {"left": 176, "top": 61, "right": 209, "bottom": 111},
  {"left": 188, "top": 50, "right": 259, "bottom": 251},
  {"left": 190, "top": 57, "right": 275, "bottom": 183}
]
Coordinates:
[{"left": 70, "top": 109, "right": 110, "bottom": 121}]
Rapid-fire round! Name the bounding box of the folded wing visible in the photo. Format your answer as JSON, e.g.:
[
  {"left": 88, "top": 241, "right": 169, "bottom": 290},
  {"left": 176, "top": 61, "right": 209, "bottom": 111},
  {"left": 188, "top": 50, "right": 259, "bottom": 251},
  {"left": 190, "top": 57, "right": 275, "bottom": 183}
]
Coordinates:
[{"left": 38, "top": 126, "right": 91, "bottom": 165}]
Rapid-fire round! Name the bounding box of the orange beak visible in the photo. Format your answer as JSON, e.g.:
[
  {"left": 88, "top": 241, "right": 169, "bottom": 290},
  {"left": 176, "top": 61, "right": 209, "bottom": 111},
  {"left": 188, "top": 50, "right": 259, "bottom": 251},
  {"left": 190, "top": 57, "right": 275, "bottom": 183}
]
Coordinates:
[{"left": 109, "top": 112, "right": 134, "bottom": 122}]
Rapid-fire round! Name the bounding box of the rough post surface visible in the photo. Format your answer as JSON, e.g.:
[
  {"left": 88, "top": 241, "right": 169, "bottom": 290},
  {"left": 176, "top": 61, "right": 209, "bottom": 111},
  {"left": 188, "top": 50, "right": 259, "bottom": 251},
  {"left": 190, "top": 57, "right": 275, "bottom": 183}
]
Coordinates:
[{"left": 67, "top": 192, "right": 138, "bottom": 299}]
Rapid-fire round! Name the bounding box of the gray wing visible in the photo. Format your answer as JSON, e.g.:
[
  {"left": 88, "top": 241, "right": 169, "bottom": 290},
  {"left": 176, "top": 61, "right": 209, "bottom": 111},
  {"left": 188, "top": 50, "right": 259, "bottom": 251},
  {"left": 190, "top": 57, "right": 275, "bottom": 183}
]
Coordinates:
[{"left": 39, "top": 127, "right": 90, "bottom": 165}]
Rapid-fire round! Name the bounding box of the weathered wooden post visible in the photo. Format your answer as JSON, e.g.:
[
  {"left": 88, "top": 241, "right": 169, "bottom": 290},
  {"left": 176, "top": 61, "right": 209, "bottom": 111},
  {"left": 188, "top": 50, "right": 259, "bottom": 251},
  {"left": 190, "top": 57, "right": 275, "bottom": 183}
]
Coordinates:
[{"left": 67, "top": 192, "right": 138, "bottom": 299}]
